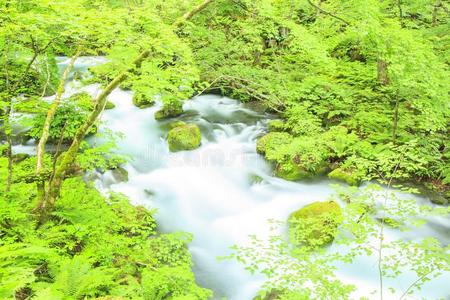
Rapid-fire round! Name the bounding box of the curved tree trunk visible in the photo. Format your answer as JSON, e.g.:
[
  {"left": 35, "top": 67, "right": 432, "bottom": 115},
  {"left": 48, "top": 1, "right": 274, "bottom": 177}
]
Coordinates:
[
  {"left": 35, "top": 50, "right": 81, "bottom": 204},
  {"left": 36, "top": 0, "right": 216, "bottom": 220}
]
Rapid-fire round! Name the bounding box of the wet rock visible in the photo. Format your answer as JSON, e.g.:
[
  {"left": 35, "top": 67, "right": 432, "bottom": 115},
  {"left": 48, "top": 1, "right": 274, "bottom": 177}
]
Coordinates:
[
  {"left": 111, "top": 166, "right": 129, "bottom": 183},
  {"left": 12, "top": 153, "right": 30, "bottom": 163},
  {"left": 167, "top": 124, "right": 201, "bottom": 152}
]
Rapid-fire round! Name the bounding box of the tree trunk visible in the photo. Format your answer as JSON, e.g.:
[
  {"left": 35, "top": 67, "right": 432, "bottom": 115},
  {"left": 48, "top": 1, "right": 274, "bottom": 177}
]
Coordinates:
[
  {"left": 36, "top": 0, "right": 216, "bottom": 218},
  {"left": 35, "top": 50, "right": 81, "bottom": 203},
  {"left": 175, "top": 0, "right": 214, "bottom": 26},
  {"left": 37, "top": 50, "right": 151, "bottom": 216},
  {"left": 4, "top": 117, "right": 13, "bottom": 193},
  {"left": 392, "top": 97, "right": 399, "bottom": 144},
  {"left": 377, "top": 59, "right": 389, "bottom": 85},
  {"left": 432, "top": 0, "right": 442, "bottom": 26},
  {"left": 397, "top": 0, "right": 404, "bottom": 27}
]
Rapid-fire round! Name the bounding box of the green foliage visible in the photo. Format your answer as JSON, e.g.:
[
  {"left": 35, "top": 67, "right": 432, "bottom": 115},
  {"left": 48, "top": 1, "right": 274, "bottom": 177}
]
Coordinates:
[
  {"left": 182, "top": 0, "right": 449, "bottom": 193},
  {"left": 28, "top": 93, "right": 97, "bottom": 142},
  {"left": 256, "top": 132, "right": 293, "bottom": 156},
  {"left": 0, "top": 161, "right": 210, "bottom": 299},
  {"left": 155, "top": 100, "right": 184, "bottom": 120}
]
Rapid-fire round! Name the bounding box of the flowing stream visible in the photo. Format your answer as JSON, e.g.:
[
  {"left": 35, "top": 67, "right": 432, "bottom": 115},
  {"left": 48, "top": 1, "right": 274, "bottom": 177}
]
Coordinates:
[{"left": 13, "top": 57, "right": 450, "bottom": 299}]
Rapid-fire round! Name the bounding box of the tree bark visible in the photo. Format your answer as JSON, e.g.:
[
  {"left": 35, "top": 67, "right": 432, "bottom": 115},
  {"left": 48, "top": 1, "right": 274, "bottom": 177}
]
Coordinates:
[
  {"left": 432, "top": 0, "right": 442, "bottom": 26},
  {"left": 377, "top": 59, "right": 389, "bottom": 85},
  {"left": 35, "top": 50, "right": 81, "bottom": 203},
  {"left": 37, "top": 49, "right": 151, "bottom": 216},
  {"left": 392, "top": 97, "right": 399, "bottom": 144},
  {"left": 397, "top": 0, "right": 404, "bottom": 27}
]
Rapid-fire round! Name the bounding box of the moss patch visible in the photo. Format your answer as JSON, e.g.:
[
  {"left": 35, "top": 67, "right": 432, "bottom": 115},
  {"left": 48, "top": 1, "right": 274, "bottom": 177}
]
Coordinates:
[
  {"left": 256, "top": 132, "right": 293, "bottom": 155},
  {"left": 268, "top": 119, "right": 286, "bottom": 132},
  {"left": 328, "top": 167, "right": 363, "bottom": 186},
  {"left": 132, "top": 92, "right": 155, "bottom": 108},
  {"left": 288, "top": 201, "right": 342, "bottom": 249},
  {"left": 155, "top": 101, "right": 183, "bottom": 120},
  {"left": 105, "top": 101, "right": 115, "bottom": 110},
  {"left": 167, "top": 124, "right": 201, "bottom": 152}
]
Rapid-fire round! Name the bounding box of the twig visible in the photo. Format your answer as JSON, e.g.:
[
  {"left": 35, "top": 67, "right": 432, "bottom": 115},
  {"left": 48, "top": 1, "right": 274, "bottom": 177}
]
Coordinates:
[
  {"left": 398, "top": 269, "right": 434, "bottom": 300},
  {"left": 306, "top": 0, "right": 350, "bottom": 25}
]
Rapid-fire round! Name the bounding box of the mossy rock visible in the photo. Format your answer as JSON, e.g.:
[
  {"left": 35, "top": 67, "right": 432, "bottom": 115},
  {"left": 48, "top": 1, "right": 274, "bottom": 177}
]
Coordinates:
[
  {"left": 105, "top": 101, "right": 115, "bottom": 110},
  {"left": 168, "top": 121, "right": 186, "bottom": 130},
  {"left": 275, "top": 161, "right": 310, "bottom": 181},
  {"left": 288, "top": 201, "right": 342, "bottom": 248},
  {"left": 155, "top": 101, "right": 183, "bottom": 120},
  {"left": 132, "top": 92, "right": 155, "bottom": 109},
  {"left": 275, "top": 160, "right": 328, "bottom": 181},
  {"left": 11, "top": 130, "right": 31, "bottom": 145},
  {"left": 268, "top": 119, "right": 286, "bottom": 132},
  {"left": 12, "top": 153, "right": 30, "bottom": 163},
  {"left": 256, "top": 132, "right": 293, "bottom": 155},
  {"left": 328, "top": 167, "right": 363, "bottom": 186},
  {"left": 167, "top": 124, "right": 201, "bottom": 152}
]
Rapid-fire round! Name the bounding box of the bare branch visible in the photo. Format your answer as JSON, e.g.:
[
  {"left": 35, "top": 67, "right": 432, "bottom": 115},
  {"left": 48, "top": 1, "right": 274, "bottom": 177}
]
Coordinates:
[{"left": 306, "top": 0, "right": 350, "bottom": 25}]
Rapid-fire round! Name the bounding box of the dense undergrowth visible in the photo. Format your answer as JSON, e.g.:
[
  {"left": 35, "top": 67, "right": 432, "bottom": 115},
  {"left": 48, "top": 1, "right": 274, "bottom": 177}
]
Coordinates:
[
  {"left": 179, "top": 0, "right": 449, "bottom": 201},
  {"left": 1, "top": 0, "right": 449, "bottom": 299},
  {"left": 0, "top": 158, "right": 211, "bottom": 299}
]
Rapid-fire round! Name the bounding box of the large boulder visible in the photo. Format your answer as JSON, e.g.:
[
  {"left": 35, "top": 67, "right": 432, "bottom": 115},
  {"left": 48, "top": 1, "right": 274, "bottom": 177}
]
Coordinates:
[
  {"left": 167, "top": 124, "right": 201, "bottom": 152},
  {"left": 288, "top": 201, "right": 342, "bottom": 249}
]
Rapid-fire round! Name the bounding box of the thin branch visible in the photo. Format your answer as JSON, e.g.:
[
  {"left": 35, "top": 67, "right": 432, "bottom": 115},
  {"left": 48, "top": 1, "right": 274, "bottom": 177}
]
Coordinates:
[
  {"left": 377, "top": 157, "right": 403, "bottom": 300},
  {"left": 306, "top": 0, "right": 350, "bottom": 25},
  {"left": 398, "top": 269, "right": 434, "bottom": 300},
  {"left": 173, "top": 0, "right": 214, "bottom": 27}
]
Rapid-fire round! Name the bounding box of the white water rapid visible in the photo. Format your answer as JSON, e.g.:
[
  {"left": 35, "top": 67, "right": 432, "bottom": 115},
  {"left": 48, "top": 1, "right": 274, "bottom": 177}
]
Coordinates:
[{"left": 14, "top": 57, "right": 450, "bottom": 299}]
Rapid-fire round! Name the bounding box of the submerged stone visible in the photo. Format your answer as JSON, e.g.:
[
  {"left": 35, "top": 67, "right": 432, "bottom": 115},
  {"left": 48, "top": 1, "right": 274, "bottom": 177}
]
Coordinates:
[
  {"left": 111, "top": 166, "right": 129, "bottom": 183},
  {"left": 288, "top": 201, "right": 342, "bottom": 248},
  {"left": 167, "top": 124, "right": 201, "bottom": 152}
]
